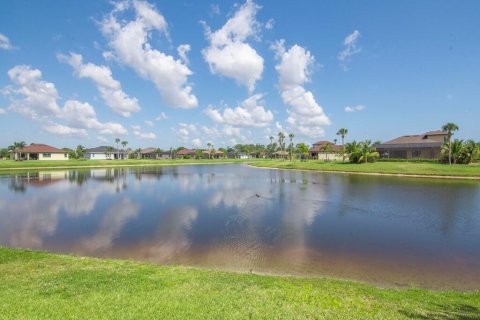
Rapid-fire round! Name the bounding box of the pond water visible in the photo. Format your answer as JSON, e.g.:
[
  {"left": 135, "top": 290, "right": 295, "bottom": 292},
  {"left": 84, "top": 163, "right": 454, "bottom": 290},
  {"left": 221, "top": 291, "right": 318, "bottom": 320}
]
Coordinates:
[{"left": 1, "top": 164, "right": 479, "bottom": 290}]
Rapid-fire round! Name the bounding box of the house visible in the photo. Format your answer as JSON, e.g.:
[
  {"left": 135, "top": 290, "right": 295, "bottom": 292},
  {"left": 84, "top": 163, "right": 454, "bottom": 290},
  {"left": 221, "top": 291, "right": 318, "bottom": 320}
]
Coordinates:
[
  {"left": 84, "top": 146, "right": 127, "bottom": 160},
  {"left": 272, "top": 150, "right": 289, "bottom": 159},
  {"left": 376, "top": 130, "right": 447, "bottom": 159},
  {"left": 309, "top": 141, "right": 343, "bottom": 160},
  {"left": 176, "top": 148, "right": 196, "bottom": 159},
  {"left": 139, "top": 148, "right": 173, "bottom": 159},
  {"left": 11, "top": 143, "right": 68, "bottom": 161}
]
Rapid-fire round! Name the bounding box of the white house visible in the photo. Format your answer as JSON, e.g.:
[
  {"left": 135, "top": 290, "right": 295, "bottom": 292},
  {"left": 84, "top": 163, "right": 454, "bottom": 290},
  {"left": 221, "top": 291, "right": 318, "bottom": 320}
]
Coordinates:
[{"left": 85, "top": 146, "right": 127, "bottom": 160}]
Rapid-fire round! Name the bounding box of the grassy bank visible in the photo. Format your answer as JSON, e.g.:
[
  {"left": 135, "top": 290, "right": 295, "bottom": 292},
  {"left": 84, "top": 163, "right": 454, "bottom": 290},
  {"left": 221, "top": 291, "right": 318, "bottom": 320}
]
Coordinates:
[
  {"left": 1, "top": 248, "right": 479, "bottom": 319},
  {"left": 0, "top": 158, "right": 259, "bottom": 171},
  {"left": 251, "top": 160, "right": 480, "bottom": 178}
]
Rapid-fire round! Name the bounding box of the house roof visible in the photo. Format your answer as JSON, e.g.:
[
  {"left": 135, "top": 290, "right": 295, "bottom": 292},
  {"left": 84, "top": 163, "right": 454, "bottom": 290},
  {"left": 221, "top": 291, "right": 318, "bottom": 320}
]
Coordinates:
[
  {"left": 309, "top": 141, "right": 342, "bottom": 153},
  {"left": 15, "top": 144, "right": 64, "bottom": 153},
  {"left": 177, "top": 148, "right": 196, "bottom": 155},
  {"left": 376, "top": 133, "right": 444, "bottom": 149},
  {"left": 85, "top": 146, "right": 124, "bottom": 153},
  {"left": 423, "top": 130, "right": 448, "bottom": 136},
  {"left": 140, "top": 147, "right": 157, "bottom": 154}
]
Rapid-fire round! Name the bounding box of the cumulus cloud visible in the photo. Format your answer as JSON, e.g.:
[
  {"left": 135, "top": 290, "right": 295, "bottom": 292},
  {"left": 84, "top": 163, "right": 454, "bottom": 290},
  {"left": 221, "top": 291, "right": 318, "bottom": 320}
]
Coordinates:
[
  {"left": 155, "top": 112, "right": 168, "bottom": 121},
  {"left": 202, "top": 0, "right": 264, "bottom": 92},
  {"left": 272, "top": 40, "right": 330, "bottom": 138},
  {"left": 345, "top": 104, "right": 366, "bottom": 112},
  {"left": 191, "top": 138, "right": 202, "bottom": 147},
  {"left": 145, "top": 120, "right": 154, "bottom": 127},
  {"left": 4, "top": 65, "right": 61, "bottom": 119},
  {"left": 177, "top": 44, "right": 191, "bottom": 64},
  {"left": 0, "top": 108, "right": 6, "bottom": 115},
  {"left": 0, "top": 33, "right": 15, "bottom": 50},
  {"left": 58, "top": 52, "right": 140, "bottom": 117},
  {"left": 204, "top": 93, "right": 273, "bottom": 128},
  {"left": 131, "top": 124, "right": 156, "bottom": 139},
  {"left": 176, "top": 123, "right": 199, "bottom": 143},
  {"left": 100, "top": 0, "right": 198, "bottom": 108},
  {"left": 2, "top": 65, "right": 127, "bottom": 137},
  {"left": 337, "top": 30, "right": 361, "bottom": 71}
]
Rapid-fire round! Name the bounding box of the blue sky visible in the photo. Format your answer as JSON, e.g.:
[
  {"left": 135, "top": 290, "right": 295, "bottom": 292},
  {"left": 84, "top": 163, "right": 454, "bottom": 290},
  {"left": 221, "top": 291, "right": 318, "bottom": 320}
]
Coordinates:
[{"left": 1, "top": 0, "right": 479, "bottom": 149}]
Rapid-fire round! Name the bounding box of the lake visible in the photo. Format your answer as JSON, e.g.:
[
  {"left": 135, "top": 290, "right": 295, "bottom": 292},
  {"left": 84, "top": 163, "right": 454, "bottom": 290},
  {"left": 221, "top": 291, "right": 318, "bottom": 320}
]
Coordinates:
[{"left": 1, "top": 164, "right": 479, "bottom": 290}]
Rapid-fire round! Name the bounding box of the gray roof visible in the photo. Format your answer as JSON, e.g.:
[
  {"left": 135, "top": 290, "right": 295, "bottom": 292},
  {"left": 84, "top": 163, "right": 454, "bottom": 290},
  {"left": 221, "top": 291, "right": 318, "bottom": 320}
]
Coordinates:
[
  {"left": 376, "top": 133, "right": 444, "bottom": 149},
  {"left": 85, "top": 146, "right": 125, "bottom": 153}
]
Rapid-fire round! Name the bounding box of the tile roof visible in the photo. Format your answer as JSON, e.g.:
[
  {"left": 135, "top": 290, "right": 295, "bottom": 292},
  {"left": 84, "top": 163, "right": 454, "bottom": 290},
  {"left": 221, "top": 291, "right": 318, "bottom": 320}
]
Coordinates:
[
  {"left": 16, "top": 144, "right": 64, "bottom": 153},
  {"left": 177, "top": 148, "right": 196, "bottom": 155},
  {"left": 309, "top": 141, "right": 342, "bottom": 153},
  {"left": 377, "top": 134, "right": 444, "bottom": 149}
]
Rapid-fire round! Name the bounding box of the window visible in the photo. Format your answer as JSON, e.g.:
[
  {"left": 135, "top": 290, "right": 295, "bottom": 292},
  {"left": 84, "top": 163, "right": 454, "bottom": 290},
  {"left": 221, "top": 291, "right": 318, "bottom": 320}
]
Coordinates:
[
  {"left": 64, "top": 154, "right": 68, "bottom": 158},
  {"left": 43, "top": 153, "right": 51, "bottom": 158},
  {"left": 412, "top": 149, "right": 421, "bottom": 158}
]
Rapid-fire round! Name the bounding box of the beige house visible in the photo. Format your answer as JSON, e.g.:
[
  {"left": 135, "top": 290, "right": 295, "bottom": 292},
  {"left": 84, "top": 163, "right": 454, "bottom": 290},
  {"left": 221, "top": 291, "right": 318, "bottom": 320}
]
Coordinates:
[
  {"left": 12, "top": 144, "right": 68, "bottom": 161},
  {"left": 309, "top": 141, "right": 343, "bottom": 161},
  {"left": 376, "top": 130, "right": 447, "bottom": 159}
]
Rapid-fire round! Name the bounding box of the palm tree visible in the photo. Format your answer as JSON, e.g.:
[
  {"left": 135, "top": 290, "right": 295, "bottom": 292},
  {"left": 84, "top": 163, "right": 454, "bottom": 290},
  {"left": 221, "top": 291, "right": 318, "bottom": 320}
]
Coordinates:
[
  {"left": 120, "top": 141, "right": 128, "bottom": 160},
  {"left": 321, "top": 142, "right": 333, "bottom": 161},
  {"left": 441, "top": 123, "right": 459, "bottom": 165},
  {"left": 134, "top": 148, "right": 142, "bottom": 159},
  {"left": 115, "top": 138, "right": 120, "bottom": 160},
  {"left": 76, "top": 145, "right": 86, "bottom": 159},
  {"left": 462, "top": 140, "right": 479, "bottom": 164},
  {"left": 359, "top": 140, "right": 379, "bottom": 164},
  {"left": 8, "top": 141, "right": 27, "bottom": 160},
  {"left": 345, "top": 140, "right": 361, "bottom": 163},
  {"left": 269, "top": 136, "right": 274, "bottom": 158},
  {"left": 288, "top": 133, "right": 295, "bottom": 161},
  {"left": 155, "top": 148, "right": 163, "bottom": 160},
  {"left": 278, "top": 132, "right": 286, "bottom": 160},
  {"left": 207, "top": 143, "right": 212, "bottom": 159},
  {"left": 336, "top": 128, "right": 348, "bottom": 163}
]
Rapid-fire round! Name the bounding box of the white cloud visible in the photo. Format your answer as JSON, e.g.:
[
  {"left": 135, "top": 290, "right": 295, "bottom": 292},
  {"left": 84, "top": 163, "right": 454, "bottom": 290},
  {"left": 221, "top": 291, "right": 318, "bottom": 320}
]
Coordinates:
[
  {"left": 43, "top": 123, "right": 88, "bottom": 137},
  {"left": 210, "top": 3, "right": 220, "bottom": 15},
  {"left": 191, "top": 138, "right": 202, "bottom": 148},
  {"left": 155, "top": 112, "right": 168, "bottom": 121},
  {"left": 265, "top": 18, "right": 274, "bottom": 30},
  {"left": 133, "top": 131, "right": 156, "bottom": 140},
  {"left": 272, "top": 40, "right": 330, "bottom": 138},
  {"left": 345, "top": 104, "right": 366, "bottom": 112},
  {"left": 2, "top": 65, "right": 128, "bottom": 137},
  {"left": 204, "top": 93, "right": 273, "bottom": 128},
  {"left": 101, "top": 0, "right": 198, "bottom": 108},
  {"left": 4, "top": 65, "right": 61, "bottom": 119},
  {"left": 177, "top": 44, "right": 191, "bottom": 64},
  {"left": 337, "top": 30, "right": 361, "bottom": 71},
  {"left": 61, "top": 100, "right": 128, "bottom": 135},
  {"left": 0, "top": 33, "right": 15, "bottom": 50},
  {"left": 145, "top": 120, "right": 154, "bottom": 127},
  {"left": 176, "top": 123, "right": 198, "bottom": 143},
  {"left": 202, "top": 0, "right": 264, "bottom": 92},
  {"left": 58, "top": 52, "right": 140, "bottom": 117},
  {"left": 0, "top": 108, "right": 6, "bottom": 115},
  {"left": 97, "top": 136, "right": 108, "bottom": 143}
]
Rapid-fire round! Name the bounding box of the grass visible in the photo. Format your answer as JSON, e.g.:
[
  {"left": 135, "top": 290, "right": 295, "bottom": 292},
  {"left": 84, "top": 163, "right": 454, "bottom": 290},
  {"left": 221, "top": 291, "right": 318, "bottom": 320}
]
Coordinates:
[
  {"left": 1, "top": 247, "right": 479, "bottom": 319},
  {"left": 251, "top": 160, "right": 480, "bottom": 178},
  {"left": 0, "top": 158, "right": 260, "bottom": 171}
]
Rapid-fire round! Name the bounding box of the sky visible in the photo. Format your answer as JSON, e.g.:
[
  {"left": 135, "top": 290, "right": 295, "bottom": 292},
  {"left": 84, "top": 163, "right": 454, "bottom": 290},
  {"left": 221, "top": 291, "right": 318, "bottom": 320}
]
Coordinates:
[{"left": 0, "top": 0, "right": 479, "bottom": 149}]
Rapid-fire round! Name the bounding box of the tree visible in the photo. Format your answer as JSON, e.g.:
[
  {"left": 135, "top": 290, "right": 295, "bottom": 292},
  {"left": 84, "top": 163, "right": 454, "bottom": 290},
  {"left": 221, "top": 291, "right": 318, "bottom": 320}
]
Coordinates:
[
  {"left": 358, "top": 140, "right": 380, "bottom": 164},
  {"left": 441, "top": 123, "right": 459, "bottom": 165},
  {"left": 296, "top": 143, "right": 309, "bottom": 161},
  {"left": 288, "top": 133, "right": 295, "bottom": 161},
  {"left": 269, "top": 136, "right": 274, "bottom": 158},
  {"left": 278, "top": 132, "right": 286, "bottom": 160},
  {"left": 9, "top": 141, "right": 26, "bottom": 160},
  {"left": 207, "top": 142, "right": 212, "bottom": 159},
  {"left": 155, "top": 148, "right": 163, "bottom": 159},
  {"left": 134, "top": 148, "right": 142, "bottom": 159},
  {"left": 336, "top": 128, "right": 348, "bottom": 163},
  {"left": 0, "top": 148, "right": 9, "bottom": 159},
  {"left": 115, "top": 138, "right": 120, "bottom": 160},
  {"left": 321, "top": 142, "right": 333, "bottom": 161},
  {"left": 345, "top": 141, "right": 361, "bottom": 163},
  {"left": 76, "top": 145, "right": 86, "bottom": 159},
  {"left": 462, "top": 140, "right": 479, "bottom": 164},
  {"left": 121, "top": 141, "right": 128, "bottom": 157}
]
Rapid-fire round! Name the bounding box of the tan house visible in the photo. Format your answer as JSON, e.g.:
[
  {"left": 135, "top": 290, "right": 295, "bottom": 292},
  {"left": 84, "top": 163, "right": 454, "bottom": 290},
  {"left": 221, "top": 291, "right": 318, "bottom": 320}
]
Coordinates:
[
  {"left": 376, "top": 130, "right": 447, "bottom": 159},
  {"left": 12, "top": 143, "right": 68, "bottom": 161},
  {"left": 176, "top": 148, "right": 196, "bottom": 158},
  {"left": 309, "top": 141, "right": 343, "bottom": 161}
]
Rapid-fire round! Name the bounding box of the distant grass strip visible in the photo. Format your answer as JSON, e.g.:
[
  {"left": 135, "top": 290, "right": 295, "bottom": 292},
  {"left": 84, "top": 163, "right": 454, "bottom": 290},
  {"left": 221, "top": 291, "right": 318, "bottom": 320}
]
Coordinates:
[
  {"left": 1, "top": 247, "right": 479, "bottom": 319},
  {"left": 0, "top": 158, "right": 262, "bottom": 171},
  {"left": 251, "top": 160, "right": 480, "bottom": 178}
]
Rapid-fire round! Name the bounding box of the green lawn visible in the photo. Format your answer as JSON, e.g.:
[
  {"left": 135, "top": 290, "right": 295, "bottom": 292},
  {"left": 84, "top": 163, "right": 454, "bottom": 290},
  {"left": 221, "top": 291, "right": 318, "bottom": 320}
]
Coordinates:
[
  {"left": 0, "top": 247, "right": 479, "bottom": 319},
  {"left": 251, "top": 160, "right": 480, "bottom": 178},
  {"left": 0, "top": 158, "right": 260, "bottom": 171}
]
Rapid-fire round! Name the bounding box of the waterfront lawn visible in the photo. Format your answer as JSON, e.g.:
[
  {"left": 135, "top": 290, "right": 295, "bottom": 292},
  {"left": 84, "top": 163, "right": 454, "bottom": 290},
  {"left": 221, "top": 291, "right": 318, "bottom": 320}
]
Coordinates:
[
  {"left": 252, "top": 160, "right": 480, "bottom": 178},
  {"left": 0, "top": 158, "right": 259, "bottom": 170},
  {"left": 1, "top": 247, "right": 479, "bottom": 320}
]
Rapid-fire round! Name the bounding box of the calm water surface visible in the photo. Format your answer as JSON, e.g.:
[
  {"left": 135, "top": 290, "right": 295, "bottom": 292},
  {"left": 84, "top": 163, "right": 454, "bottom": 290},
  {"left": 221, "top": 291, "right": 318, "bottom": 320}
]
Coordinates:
[{"left": 1, "top": 164, "right": 479, "bottom": 290}]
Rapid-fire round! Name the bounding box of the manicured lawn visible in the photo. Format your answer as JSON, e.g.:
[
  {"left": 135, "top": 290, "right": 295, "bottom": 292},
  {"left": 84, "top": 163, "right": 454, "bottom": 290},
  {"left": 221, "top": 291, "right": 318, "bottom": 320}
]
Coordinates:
[
  {"left": 0, "top": 248, "right": 479, "bottom": 319},
  {"left": 0, "top": 158, "right": 262, "bottom": 171},
  {"left": 251, "top": 160, "right": 480, "bottom": 178}
]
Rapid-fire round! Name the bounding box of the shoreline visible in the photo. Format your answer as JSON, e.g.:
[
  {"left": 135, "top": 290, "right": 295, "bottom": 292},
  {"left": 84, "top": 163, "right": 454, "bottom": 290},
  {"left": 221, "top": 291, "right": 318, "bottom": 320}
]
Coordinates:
[{"left": 248, "top": 163, "right": 480, "bottom": 180}]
